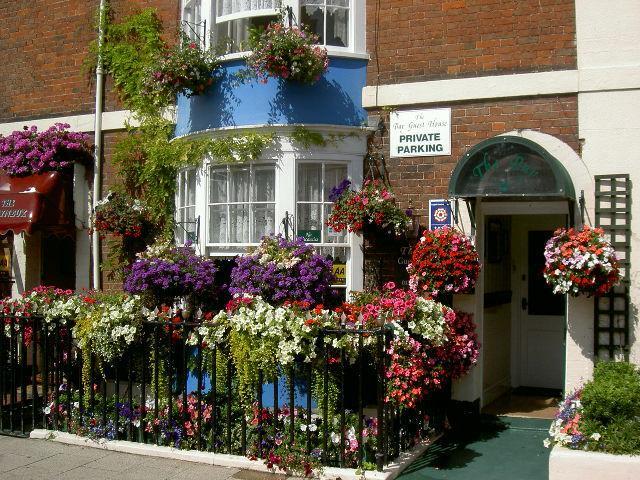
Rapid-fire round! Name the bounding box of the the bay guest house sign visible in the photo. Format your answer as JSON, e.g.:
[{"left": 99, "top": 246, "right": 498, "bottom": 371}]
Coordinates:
[{"left": 390, "top": 108, "right": 451, "bottom": 158}]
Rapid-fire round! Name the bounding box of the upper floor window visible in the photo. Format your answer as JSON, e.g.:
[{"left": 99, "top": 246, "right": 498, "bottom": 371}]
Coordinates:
[
  {"left": 300, "top": 0, "right": 349, "bottom": 48},
  {"left": 190, "top": 0, "right": 358, "bottom": 53},
  {"left": 217, "top": 0, "right": 281, "bottom": 21},
  {"left": 182, "top": 0, "right": 206, "bottom": 45}
]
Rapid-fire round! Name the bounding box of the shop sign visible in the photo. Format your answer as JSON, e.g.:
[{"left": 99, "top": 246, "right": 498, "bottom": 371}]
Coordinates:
[
  {"left": 297, "top": 230, "right": 321, "bottom": 243},
  {"left": 332, "top": 263, "right": 346, "bottom": 285},
  {"left": 390, "top": 108, "right": 451, "bottom": 158},
  {"left": 429, "top": 199, "right": 453, "bottom": 230}
]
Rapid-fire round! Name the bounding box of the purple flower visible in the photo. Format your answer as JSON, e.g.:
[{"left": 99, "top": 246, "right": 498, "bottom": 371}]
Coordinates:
[
  {"left": 0, "top": 123, "right": 92, "bottom": 177},
  {"left": 328, "top": 178, "right": 352, "bottom": 202},
  {"left": 123, "top": 244, "right": 219, "bottom": 305},
  {"left": 229, "top": 234, "right": 335, "bottom": 306}
]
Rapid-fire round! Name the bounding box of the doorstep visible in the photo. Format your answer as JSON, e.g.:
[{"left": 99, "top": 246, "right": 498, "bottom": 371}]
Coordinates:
[{"left": 30, "top": 429, "right": 438, "bottom": 480}]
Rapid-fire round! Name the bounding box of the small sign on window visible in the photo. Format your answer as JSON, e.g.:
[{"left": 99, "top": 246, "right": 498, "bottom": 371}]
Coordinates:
[
  {"left": 297, "top": 230, "right": 321, "bottom": 243},
  {"left": 332, "top": 263, "right": 347, "bottom": 285}
]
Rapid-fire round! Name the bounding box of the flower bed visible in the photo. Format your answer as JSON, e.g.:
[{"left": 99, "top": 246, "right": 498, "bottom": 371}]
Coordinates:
[
  {"left": 545, "top": 362, "right": 640, "bottom": 455},
  {"left": 543, "top": 225, "right": 620, "bottom": 296},
  {"left": 2, "top": 278, "right": 479, "bottom": 476}
]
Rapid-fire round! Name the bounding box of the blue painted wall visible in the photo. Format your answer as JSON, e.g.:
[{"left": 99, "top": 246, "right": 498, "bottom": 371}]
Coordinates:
[{"left": 175, "top": 57, "right": 368, "bottom": 137}]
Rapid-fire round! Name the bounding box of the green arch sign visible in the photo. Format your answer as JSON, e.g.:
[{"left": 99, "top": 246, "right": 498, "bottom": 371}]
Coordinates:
[{"left": 448, "top": 136, "right": 576, "bottom": 199}]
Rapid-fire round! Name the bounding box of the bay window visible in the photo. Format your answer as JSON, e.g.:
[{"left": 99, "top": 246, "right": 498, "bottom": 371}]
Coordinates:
[{"left": 176, "top": 149, "right": 363, "bottom": 292}]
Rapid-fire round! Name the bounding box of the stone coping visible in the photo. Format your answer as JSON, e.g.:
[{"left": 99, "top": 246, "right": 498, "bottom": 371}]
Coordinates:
[
  {"left": 549, "top": 445, "right": 640, "bottom": 480},
  {"left": 30, "top": 429, "right": 438, "bottom": 480}
]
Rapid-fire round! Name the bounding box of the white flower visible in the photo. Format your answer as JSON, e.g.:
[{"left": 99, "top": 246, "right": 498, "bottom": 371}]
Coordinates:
[
  {"left": 300, "top": 424, "right": 307, "bottom": 432},
  {"left": 43, "top": 406, "right": 51, "bottom": 415},
  {"left": 330, "top": 432, "right": 341, "bottom": 444},
  {"left": 308, "top": 423, "right": 317, "bottom": 432},
  {"left": 543, "top": 438, "right": 551, "bottom": 448},
  {"left": 590, "top": 433, "right": 601, "bottom": 441}
]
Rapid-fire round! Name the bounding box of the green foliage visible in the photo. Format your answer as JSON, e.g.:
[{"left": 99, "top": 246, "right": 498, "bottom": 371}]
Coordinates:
[
  {"left": 112, "top": 117, "right": 212, "bottom": 227},
  {"left": 581, "top": 361, "right": 640, "bottom": 455},
  {"left": 582, "top": 361, "right": 640, "bottom": 424},
  {"left": 88, "top": 6, "right": 168, "bottom": 115},
  {"left": 209, "top": 132, "right": 275, "bottom": 164},
  {"left": 291, "top": 126, "right": 327, "bottom": 148}
]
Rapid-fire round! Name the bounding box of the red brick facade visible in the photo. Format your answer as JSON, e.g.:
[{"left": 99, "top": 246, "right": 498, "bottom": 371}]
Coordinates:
[
  {"left": 0, "top": 0, "right": 179, "bottom": 123},
  {"left": 366, "top": 0, "right": 577, "bottom": 85},
  {"left": 378, "top": 95, "right": 579, "bottom": 219}
]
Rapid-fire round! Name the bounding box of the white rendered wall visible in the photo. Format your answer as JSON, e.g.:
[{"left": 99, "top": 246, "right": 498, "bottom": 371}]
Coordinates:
[{"left": 576, "top": 1, "right": 640, "bottom": 367}]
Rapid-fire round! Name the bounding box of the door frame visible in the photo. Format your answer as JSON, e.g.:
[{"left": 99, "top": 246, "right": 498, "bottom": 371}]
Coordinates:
[{"left": 478, "top": 200, "right": 570, "bottom": 407}]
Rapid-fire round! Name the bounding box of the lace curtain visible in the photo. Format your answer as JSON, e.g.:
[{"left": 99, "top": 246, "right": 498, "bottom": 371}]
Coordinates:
[
  {"left": 209, "top": 166, "right": 275, "bottom": 244},
  {"left": 217, "top": 0, "right": 281, "bottom": 18}
]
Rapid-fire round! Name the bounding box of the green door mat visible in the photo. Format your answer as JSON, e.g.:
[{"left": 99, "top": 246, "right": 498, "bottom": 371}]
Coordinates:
[{"left": 400, "top": 416, "right": 551, "bottom": 480}]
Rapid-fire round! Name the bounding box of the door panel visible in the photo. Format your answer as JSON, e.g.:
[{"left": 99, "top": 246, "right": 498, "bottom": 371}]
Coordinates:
[{"left": 512, "top": 216, "right": 566, "bottom": 391}]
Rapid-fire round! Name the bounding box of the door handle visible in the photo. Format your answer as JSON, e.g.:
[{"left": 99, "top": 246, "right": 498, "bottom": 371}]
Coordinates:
[{"left": 521, "top": 297, "right": 528, "bottom": 311}]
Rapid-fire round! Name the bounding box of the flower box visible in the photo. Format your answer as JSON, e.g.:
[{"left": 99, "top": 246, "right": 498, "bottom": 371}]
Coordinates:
[{"left": 549, "top": 445, "right": 640, "bottom": 480}]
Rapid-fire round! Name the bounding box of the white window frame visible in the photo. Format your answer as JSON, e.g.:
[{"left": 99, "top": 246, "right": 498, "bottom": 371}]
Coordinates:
[
  {"left": 175, "top": 168, "right": 199, "bottom": 245},
  {"left": 295, "top": 160, "right": 350, "bottom": 246},
  {"left": 206, "top": 162, "right": 277, "bottom": 247},
  {"left": 296, "top": 0, "right": 351, "bottom": 52}
]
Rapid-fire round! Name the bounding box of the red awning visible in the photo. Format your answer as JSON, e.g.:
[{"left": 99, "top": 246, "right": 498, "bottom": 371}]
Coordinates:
[{"left": 0, "top": 172, "right": 73, "bottom": 235}]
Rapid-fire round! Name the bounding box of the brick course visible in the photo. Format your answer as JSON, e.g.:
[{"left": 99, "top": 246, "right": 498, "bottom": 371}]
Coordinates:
[{"left": 366, "top": 0, "right": 577, "bottom": 85}]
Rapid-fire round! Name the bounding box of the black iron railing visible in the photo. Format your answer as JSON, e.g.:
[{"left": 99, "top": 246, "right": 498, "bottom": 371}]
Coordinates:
[{"left": 0, "top": 315, "right": 443, "bottom": 471}]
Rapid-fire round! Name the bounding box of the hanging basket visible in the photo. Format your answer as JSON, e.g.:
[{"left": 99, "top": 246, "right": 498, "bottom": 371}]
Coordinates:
[
  {"left": 543, "top": 225, "right": 620, "bottom": 297},
  {"left": 407, "top": 227, "right": 480, "bottom": 300}
]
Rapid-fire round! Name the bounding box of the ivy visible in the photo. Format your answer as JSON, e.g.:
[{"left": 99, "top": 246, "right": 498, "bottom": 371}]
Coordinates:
[
  {"left": 87, "top": 5, "right": 168, "bottom": 115},
  {"left": 291, "top": 126, "right": 327, "bottom": 148},
  {"left": 290, "top": 126, "right": 351, "bottom": 149},
  {"left": 209, "top": 132, "right": 275, "bottom": 165}
]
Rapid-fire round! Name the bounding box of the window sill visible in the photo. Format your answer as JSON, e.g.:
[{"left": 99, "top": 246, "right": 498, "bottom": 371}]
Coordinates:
[{"left": 218, "top": 50, "right": 369, "bottom": 64}]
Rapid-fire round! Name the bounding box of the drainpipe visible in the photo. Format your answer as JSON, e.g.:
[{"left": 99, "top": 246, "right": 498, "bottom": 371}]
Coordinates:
[{"left": 91, "top": 0, "right": 106, "bottom": 290}]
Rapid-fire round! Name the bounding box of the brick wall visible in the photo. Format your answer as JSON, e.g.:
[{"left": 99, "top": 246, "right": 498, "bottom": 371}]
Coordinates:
[
  {"left": 0, "top": 0, "right": 179, "bottom": 123},
  {"left": 364, "top": 95, "right": 579, "bottom": 286},
  {"left": 366, "top": 0, "right": 576, "bottom": 85}
]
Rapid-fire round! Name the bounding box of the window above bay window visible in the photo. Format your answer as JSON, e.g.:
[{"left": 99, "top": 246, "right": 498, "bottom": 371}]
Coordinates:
[{"left": 182, "top": 0, "right": 364, "bottom": 55}]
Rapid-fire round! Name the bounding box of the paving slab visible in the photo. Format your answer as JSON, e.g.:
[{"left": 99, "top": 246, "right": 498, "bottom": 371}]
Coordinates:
[{"left": 0, "top": 437, "right": 243, "bottom": 480}]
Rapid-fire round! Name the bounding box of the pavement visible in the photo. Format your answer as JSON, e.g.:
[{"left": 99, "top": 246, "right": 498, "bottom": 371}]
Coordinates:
[
  {"left": 398, "top": 416, "right": 552, "bottom": 480},
  {"left": 0, "top": 435, "right": 282, "bottom": 480}
]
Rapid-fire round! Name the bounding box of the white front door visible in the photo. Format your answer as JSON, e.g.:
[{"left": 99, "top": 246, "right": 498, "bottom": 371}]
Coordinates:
[{"left": 512, "top": 215, "right": 566, "bottom": 391}]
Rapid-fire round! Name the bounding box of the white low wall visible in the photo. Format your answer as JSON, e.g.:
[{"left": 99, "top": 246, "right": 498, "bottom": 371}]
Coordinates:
[
  {"left": 550, "top": 446, "right": 640, "bottom": 480},
  {"left": 30, "top": 429, "right": 438, "bottom": 480}
]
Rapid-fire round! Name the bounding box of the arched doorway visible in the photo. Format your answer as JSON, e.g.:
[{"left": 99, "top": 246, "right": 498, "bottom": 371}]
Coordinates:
[{"left": 449, "top": 134, "right": 579, "bottom": 414}]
